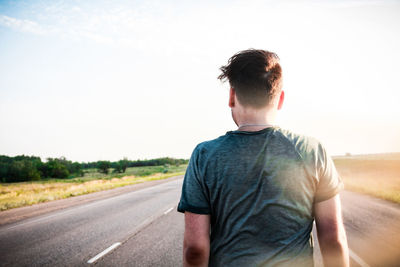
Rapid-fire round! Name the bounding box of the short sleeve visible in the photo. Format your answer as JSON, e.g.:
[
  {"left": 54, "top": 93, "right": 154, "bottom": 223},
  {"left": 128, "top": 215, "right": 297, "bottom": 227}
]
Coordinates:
[
  {"left": 314, "top": 143, "right": 344, "bottom": 203},
  {"left": 177, "top": 145, "right": 211, "bottom": 214}
]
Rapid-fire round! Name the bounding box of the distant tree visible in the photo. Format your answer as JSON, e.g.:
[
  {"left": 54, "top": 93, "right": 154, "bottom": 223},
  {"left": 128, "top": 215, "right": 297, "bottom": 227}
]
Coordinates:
[
  {"left": 0, "top": 163, "right": 8, "bottom": 182},
  {"left": 68, "top": 162, "right": 83, "bottom": 176},
  {"left": 113, "top": 163, "right": 122, "bottom": 173},
  {"left": 97, "top": 161, "right": 111, "bottom": 174},
  {"left": 0, "top": 155, "right": 189, "bottom": 183},
  {"left": 111, "top": 158, "right": 129, "bottom": 173},
  {"left": 0, "top": 155, "right": 43, "bottom": 182},
  {"left": 7, "top": 160, "right": 41, "bottom": 182},
  {"left": 119, "top": 158, "right": 129, "bottom": 173},
  {"left": 44, "top": 158, "right": 70, "bottom": 178},
  {"left": 22, "top": 160, "right": 41, "bottom": 181}
]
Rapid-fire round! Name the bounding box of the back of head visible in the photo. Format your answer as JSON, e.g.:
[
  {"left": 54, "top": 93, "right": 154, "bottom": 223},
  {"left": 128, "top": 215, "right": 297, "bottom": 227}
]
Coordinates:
[{"left": 218, "top": 49, "right": 283, "bottom": 108}]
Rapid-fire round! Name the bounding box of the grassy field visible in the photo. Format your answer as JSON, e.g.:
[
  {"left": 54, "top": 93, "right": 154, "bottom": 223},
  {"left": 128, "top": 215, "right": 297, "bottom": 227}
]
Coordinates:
[
  {"left": 1, "top": 153, "right": 399, "bottom": 211},
  {"left": 0, "top": 164, "right": 187, "bottom": 211},
  {"left": 334, "top": 153, "right": 400, "bottom": 204}
]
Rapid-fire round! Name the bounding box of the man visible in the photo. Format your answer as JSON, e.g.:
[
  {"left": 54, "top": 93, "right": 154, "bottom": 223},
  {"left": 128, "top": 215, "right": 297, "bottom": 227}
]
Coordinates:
[{"left": 177, "top": 49, "right": 349, "bottom": 267}]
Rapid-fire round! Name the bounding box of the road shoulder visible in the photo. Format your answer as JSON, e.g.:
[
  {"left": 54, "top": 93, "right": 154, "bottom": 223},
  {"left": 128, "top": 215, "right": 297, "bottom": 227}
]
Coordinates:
[
  {"left": 341, "top": 190, "right": 400, "bottom": 266},
  {"left": 0, "top": 175, "right": 183, "bottom": 227}
]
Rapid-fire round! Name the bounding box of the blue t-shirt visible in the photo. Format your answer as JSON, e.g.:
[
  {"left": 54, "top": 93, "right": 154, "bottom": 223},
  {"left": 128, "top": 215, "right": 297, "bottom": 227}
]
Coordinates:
[{"left": 178, "top": 126, "right": 343, "bottom": 267}]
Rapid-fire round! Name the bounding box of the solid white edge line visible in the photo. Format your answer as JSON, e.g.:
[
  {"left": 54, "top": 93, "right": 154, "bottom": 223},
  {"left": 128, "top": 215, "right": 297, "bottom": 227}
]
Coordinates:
[
  {"left": 164, "top": 207, "right": 174, "bottom": 214},
  {"left": 1, "top": 178, "right": 184, "bottom": 233},
  {"left": 87, "top": 242, "right": 121, "bottom": 264},
  {"left": 349, "top": 249, "right": 370, "bottom": 267}
]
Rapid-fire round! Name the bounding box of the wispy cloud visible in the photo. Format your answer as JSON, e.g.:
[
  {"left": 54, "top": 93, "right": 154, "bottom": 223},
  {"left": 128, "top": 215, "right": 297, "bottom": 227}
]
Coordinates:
[
  {"left": 0, "top": 0, "right": 398, "bottom": 50},
  {"left": 0, "top": 1, "right": 169, "bottom": 48},
  {"left": 0, "top": 15, "right": 55, "bottom": 35}
]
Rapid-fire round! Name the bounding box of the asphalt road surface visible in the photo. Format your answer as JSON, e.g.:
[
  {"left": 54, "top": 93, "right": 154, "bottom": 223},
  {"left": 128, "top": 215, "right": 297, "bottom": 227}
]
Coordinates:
[{"left": 1, "top": 176, "right": 399, "bottom": 267}]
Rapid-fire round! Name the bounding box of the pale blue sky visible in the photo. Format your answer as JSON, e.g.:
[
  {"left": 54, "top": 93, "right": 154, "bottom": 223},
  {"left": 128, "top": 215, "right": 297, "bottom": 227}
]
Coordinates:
[{"left": 1, "top": 0, "right": 399, "bottom": 162}]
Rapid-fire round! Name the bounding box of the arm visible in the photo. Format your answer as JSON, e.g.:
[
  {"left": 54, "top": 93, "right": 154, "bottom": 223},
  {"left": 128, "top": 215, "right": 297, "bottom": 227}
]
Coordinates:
[
  {"left": 314, "top": 195, "right": 349, "bottom": 267},
  {"left": 183, "top": 212, "right": 210, "bottom": 267}
]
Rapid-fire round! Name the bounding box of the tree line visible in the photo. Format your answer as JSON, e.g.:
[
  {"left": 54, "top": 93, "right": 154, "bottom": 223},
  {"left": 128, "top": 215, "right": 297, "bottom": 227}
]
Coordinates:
[{"left": 0, "top": 155, "right": 188, "bottom": 183}]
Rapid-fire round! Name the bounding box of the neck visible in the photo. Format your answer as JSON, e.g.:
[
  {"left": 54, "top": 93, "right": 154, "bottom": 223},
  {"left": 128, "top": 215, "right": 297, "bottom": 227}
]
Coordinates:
[
  {"left": 237, "top": 123, "right": 274, "bottom": 131},
  {"left": 234, "top": 109, "right": 277, "bottom": 131}
]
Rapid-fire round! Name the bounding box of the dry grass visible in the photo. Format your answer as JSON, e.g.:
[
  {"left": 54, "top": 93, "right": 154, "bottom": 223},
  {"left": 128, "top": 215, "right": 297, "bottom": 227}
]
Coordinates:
[
  {"left": 334, "top": 157, "right": 400, "bottom": 203},
  {"left": 0, "top": 172, "right": 184, "bottom": 211},
  {"left": 2, "top": 155, "right": 399, "bottom": 210}
]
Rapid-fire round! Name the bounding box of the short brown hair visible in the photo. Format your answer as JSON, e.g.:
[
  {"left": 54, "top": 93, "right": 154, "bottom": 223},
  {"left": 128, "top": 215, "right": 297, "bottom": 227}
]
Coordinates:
[{"left": 218, "top": 49, "right": 282, "bottom": 108}]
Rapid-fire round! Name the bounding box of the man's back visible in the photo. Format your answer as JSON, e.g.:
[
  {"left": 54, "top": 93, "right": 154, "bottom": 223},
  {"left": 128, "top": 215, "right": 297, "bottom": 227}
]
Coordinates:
[
  {"left": 179, "top": 49, "right": 349, "bottom": 267},
  {"left": 178, "top": 126, "right": 343, "bottom": 266}
]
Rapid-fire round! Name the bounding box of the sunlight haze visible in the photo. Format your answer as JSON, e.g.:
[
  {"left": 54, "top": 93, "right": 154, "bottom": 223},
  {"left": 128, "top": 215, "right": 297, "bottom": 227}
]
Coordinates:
[{"left": 0, "top": 0, "right": 399, "bottom": 162}]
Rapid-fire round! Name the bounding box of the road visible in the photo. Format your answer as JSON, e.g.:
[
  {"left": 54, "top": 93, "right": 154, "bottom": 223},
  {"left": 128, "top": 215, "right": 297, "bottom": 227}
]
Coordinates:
[
  {"left": 0, "top": 176, "right": 399, "bottom": 267},
  {"left": 0, "top": 177, "right": 183, "bottom": 266},
  {"left": 341, "top": 191, "right": 400, "bottom": 267}
]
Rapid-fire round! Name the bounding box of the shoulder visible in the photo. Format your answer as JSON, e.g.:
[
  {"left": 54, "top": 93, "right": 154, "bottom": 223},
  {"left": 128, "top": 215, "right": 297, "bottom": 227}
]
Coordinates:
[
  {"left": 273, "top": 128, "right": 335, "bottom": 187},
  {"left": 187, "top": 135, "right": 229, "bottom": 179},
  {"left": 274, "top": 128, "right": 326, "bottom": 161},
  {"left": 192, "top": 134, "right": 229, "bottom": 157}
]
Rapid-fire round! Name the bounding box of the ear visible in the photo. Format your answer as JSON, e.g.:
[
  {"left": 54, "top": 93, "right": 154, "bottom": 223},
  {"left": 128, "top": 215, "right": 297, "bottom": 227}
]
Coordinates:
[
  {"left": 277, "top": 90, "right": 284, "bottom": 110},
  {"left": 229, "top": 88, "right": 236, "bottom": 108}
]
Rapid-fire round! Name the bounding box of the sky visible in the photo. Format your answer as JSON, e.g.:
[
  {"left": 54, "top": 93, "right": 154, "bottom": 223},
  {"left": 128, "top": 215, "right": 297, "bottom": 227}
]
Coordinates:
[{"left": 0, "top": 0, "right": 399, "bottom": 162}]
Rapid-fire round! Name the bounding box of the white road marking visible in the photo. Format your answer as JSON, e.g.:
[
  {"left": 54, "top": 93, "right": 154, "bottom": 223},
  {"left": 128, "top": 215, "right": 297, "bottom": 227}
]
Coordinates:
[
  {"left": 164, "top": 207, "right": 174, "bottom": 214},
  {"left": 87, "top": 242, "right": 121, "bottom": 264},
  {"left": 349, "top": 248, "right": 370, "bottom": 267},
  {"left": 0, "top": 179, "right": 183, "bottom": 233},
  {"left": 87, "top": 205, "right": 175, "bottom": 264}
]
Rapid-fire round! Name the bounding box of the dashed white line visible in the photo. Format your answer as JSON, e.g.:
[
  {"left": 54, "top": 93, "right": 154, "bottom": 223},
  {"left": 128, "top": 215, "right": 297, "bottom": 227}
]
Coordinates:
[
  {"left": 349, "top": 248, "right": 370, "bottom": 267},
  {"left": 87, "top": 242, "right": 121, "bottom": 264},
  {"left": 164, "top": 207, "right": 174, "bottom": 214},
  {"left": 87, "top": 206, "right": 174, "bottom": 264},
  {"left": 1, "top": 181, "right": 178, "bottom": 233}
]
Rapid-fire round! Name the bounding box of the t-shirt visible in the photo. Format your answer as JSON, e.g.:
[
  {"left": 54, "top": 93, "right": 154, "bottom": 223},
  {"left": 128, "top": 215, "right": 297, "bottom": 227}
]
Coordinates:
[{"left": 177, "top": 126, "right": 343, "bottom": 267}]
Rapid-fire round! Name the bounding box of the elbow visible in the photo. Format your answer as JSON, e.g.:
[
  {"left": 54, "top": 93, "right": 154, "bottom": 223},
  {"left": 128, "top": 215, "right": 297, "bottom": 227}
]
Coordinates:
[
  {"left": 318, "top": 222, "right": 348, "bottom": 248},
  {"left": 319, "top": 230, "right": 349, "bottom": 267},
  {"left": 184, "top": 245, "right": 209, "bottom": 266},
  {"left": 320, "top": 231, "right": 348, "bottom": 250},
  {"left": 325, "top": 228, "right": 348, "bottom": 247}
]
